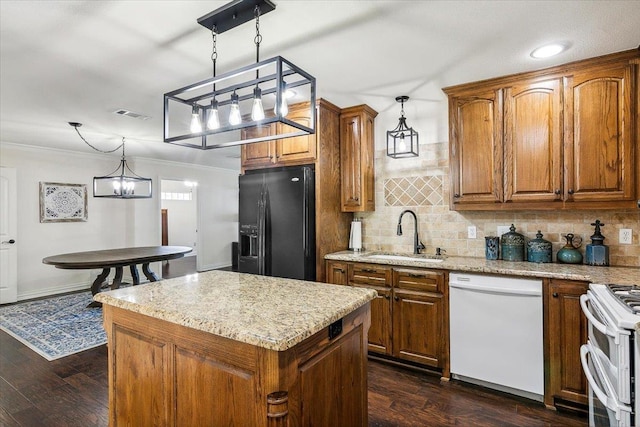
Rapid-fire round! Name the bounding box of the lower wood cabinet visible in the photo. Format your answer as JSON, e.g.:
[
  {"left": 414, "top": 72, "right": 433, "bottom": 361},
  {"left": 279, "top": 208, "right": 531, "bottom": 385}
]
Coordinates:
[
  {"left": 545, "top": 278, "right": 589, "bottom": 409},
  {"left": 326, "top": 261, "right": 448, "bottom": 374}
]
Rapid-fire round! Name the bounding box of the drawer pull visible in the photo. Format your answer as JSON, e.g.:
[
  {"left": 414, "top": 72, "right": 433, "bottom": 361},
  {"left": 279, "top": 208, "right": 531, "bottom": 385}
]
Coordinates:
[
  {"left": 362, "top": 268, "right": 376, "bottom": 273},
  {"left": 337, "top": 268, "right": 345, "bottom": 273},
  {"left": 407, "top": 273, "right": 423, "bottom": 278},
  {"left": 394, "top": 296, "right": 399, "bottom": 301}
]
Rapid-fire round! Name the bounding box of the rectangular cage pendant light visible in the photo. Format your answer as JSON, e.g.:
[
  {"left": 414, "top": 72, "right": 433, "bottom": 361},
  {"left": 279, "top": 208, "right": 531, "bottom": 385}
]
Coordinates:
[{"left": 164, "top": 56, "right": 316, "bottom": 149}]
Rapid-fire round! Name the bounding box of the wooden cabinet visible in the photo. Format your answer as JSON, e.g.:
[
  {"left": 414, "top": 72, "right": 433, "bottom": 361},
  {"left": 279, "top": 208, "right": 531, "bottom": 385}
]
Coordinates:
[
  {"left": 449, "top": 89, "right": 504, "bottom": 204},
  {"left": 504, "top": 78, "right": 563, "bottom": 203},
  {"left": 340, "top": 105, "right": 378, "bottom": 212},
  {"left": 545, "top": 279, "right": 589, "bottom": 409},
  {"left": 563, "top": 63, "right": 636, "bottom": 205},
  {"left": 325, "top": 260, "right": 348, "bottom": 286},
  {"left": 348, "top": 263, "right": 392, "bottom": 355},
  {"left": 444, "top": 49, "right": 639, "bottom": 211},
  {"left": 241, "top": 102, "right": 316, "bottom": 170},
  {"left": 242, "top": 100, "right": 351, "bottom": 283},
  {"left": 327, "top": 261, "right": 448, "bottom": 374},
  {"left": 102, "top": 302, "right": 371, "bottom": 426},
  {"left": 391, "top": 268, "right": 446, "bottom": 370}
]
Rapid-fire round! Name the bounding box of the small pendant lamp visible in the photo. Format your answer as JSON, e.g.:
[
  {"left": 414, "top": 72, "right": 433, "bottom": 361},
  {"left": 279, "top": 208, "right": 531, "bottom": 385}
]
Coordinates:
[{"left": 387, "top": 95, "right": 419, "bottom": 158}]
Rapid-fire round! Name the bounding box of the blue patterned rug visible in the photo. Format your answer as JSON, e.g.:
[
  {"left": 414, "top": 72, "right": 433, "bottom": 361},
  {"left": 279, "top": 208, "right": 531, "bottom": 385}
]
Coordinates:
[{"left": 0, "top": 291, "right": 106, "bottom": 361}]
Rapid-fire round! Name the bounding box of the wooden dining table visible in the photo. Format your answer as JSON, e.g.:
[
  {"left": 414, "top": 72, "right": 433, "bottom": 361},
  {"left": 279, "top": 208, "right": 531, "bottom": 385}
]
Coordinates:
[{"left": 43, "top": 246, "right": 192, "bottom": 307}]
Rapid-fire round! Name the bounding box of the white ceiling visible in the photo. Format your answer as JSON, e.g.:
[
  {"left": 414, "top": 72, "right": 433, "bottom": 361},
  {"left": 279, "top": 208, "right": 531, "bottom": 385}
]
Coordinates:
[{"left": 1, "top": 1, "right": 639, "bottom": 170}]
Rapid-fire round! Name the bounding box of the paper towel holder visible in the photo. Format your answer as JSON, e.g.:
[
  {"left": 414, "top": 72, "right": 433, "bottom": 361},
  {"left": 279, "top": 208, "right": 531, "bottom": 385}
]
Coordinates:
[{"left": 349, "top": 217, "right": 363, "bottom": 252}]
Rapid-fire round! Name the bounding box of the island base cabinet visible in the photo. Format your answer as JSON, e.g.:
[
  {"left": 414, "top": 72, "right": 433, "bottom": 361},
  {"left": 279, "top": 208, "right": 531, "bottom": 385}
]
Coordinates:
[{"left": 102, "top": 304, "right": 371, "bottom": 427}]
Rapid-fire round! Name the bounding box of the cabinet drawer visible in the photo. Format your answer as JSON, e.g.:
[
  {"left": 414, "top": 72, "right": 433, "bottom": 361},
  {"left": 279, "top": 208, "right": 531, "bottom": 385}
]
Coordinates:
[
  {"left": 349, "top": 263, "right": 391, "bottom": 287},
  {"left": 393, "top": 268, "right": 444, "bottom": 293}
]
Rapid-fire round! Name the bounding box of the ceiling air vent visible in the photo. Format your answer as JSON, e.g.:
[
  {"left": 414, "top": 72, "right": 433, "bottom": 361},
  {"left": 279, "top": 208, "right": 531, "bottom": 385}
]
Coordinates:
[{"left": 113, "top": 109, "right": 151, "bottom": 120}]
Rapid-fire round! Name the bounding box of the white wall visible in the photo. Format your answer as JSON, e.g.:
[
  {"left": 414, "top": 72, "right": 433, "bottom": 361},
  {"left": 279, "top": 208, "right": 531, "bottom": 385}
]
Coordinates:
[{"left": 0, "top": 142, "right": 238, "bottom": 300}]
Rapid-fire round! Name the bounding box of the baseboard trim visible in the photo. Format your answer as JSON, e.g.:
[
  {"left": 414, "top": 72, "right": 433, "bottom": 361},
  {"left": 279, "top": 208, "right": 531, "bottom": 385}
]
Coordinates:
[
  {"left": 198, "top": 263, "right": 232, "bottom": 272},
  {"left": 18, "top": 282, "right": 92, "bottom": 301}
]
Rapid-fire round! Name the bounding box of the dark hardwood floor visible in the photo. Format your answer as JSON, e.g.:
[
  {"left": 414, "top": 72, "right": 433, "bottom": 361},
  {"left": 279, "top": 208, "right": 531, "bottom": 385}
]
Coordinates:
[
  {"left": 161, "top": 255, "right": 198, "bottom": 279},
  {"left": 0, "top": 328, "right": 586, "bottom": 426}
]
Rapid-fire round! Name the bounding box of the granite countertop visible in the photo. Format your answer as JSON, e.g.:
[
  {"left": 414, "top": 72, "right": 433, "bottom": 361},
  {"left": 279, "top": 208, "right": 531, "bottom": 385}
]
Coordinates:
[
  {"left": 93, "top": 270, "right": 376, "bottom": 351},
  {"left": 325, "top": 251, "right": 640, "bottom": 285}
]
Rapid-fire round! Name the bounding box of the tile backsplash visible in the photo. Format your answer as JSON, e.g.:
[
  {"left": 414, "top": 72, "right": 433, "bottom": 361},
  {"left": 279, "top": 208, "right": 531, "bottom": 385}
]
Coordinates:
[{"left": 358, "top": 142, "right": 640, "bottom": 267}]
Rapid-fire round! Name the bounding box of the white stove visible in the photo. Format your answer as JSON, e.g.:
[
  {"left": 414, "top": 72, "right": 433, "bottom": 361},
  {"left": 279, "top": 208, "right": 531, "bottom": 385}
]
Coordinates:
[{"left": 581, "top": 283, "right": 640, "bottom": 426}]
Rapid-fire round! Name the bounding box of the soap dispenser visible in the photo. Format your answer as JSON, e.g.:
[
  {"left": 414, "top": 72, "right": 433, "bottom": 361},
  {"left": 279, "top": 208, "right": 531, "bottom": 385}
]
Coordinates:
[{"left": 585, "top": 219, "right": 609, "bottom": 266}]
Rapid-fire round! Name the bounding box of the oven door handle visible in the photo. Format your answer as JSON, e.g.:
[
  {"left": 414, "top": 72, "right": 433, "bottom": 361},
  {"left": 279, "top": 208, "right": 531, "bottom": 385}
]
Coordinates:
[
  {"left": 580, "top": 344, "right": 631, "bottom": 417},
  {"left": 580, "top": 344, "right": 612, "bottom": 408},
  {"left": 580, "top": 294, "right": 616, "bottom": 337}
]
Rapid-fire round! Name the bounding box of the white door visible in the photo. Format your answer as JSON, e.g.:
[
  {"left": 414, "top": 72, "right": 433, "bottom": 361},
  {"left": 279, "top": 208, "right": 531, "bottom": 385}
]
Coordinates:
[{"left": 0, "top": 167, "right": 18, "bottom": 303}]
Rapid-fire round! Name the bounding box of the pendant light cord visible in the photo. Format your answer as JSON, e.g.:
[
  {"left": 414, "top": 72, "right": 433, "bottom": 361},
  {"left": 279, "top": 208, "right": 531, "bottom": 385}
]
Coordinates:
[
  {"left": 211, "top": 25, "right": 217, "bottom": 90},
  {"left": 254, "top": 5, "right": 261, "bottom": 79},
  {"left": 70, "top": 123, "right": 123, "bottom": 154}
]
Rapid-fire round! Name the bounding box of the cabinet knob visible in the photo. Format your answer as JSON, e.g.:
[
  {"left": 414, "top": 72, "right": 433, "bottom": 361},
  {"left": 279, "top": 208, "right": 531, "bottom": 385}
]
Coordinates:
[
  {"left": 568, "top": 189, "right": 574, "bottom": 195},
  {"left": 394, "top": 296, "right": 399, "bottom": 301},
  {"left": 454, "top": 193, "right": 460, "bottom": 198},
  {"left": 552, "top": 292, "right": 558, "bottom": 298},
  {"left": 354, "top": 197, "right": 359, "bottom": 202},
  {"left": 384, "top": 295, "right": 390, "bottom": 300},
  {"left": 554, "top": 189, "right": 561, "bottom": 195},
  {"left": 337, "top": 268, "right": 345, "bottom": 273}
]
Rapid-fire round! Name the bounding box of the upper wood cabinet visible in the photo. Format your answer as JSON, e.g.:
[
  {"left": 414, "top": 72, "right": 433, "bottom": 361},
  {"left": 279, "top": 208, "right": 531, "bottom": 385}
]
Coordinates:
[
  {"left": 449, "top": 89, "right": 504, "bottom": 204},
  {"left": 241, "top": 102, "right": 317, "bottom": 170},
  {"left": 444, "top": 49, "right": 639, "bottom": 211},
  {"left": 564, "top": 63, "right": 635, "bottom": 204},
  {"left": 340, "top": 105, "right": 378, "bottom": 212}
]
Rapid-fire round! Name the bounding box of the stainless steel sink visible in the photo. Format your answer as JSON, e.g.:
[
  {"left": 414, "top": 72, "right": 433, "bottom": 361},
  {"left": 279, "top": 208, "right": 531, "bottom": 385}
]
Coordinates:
[{"left": 365, "top": 254, "right": 444, "bottom": 263}]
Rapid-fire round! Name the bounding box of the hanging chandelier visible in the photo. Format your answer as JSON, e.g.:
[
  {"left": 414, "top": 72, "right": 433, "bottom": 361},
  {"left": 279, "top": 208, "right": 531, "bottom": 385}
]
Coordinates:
[
  {"left": 163, "top": 0, "right": 316, "bottom": 150},
  {"left": 69, "top": 122, "right": 152, "bottom": 199},
  {"left": 387, "top": 96, "right": 419, "bottom": 158}
]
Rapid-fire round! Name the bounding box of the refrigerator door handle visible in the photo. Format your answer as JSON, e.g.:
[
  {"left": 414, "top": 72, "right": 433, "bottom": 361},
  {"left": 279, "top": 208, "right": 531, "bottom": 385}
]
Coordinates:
[{"left": 257, "top": 191, "right": 264, "bottom": 275}]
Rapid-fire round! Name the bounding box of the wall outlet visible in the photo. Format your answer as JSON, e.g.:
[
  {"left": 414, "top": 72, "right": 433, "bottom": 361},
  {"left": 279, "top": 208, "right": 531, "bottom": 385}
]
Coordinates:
[
  {"left": 619, "top": 229, "right": 632, "bottom": 244},
  {"left": 497, "top": 225, "right": 510, "bottom": 236},
  {"left": 467, "top": 226, "right": 477, "bottom": 239}
]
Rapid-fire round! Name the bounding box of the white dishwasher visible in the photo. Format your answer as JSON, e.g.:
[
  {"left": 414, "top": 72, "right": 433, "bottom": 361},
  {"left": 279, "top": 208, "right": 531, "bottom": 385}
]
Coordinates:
[{"left": 449, "top": 272, "right": 543, "bottom": 401}]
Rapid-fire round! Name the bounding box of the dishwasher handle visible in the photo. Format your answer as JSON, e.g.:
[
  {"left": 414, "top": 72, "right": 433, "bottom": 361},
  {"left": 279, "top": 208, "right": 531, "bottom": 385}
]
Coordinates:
[{"left": 449, "top": 281, "right": 541, "bottom": 297}]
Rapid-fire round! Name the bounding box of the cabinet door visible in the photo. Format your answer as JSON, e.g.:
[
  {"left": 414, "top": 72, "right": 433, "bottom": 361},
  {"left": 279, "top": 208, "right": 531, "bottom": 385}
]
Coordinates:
[
  {"left": 348, "top": 263, "right": 392, "bottom": 355},
  {"left": 392, "top": 268, "right": 445, "bottom": 368},
  {"left": 240, "top": 125, "right": 276, "bottom": 169},
  {"left": 563, "top": 63, "right": 636, "bottom": 203},
  {"left": 325, "top": 261, "right": 348, "bottom": 285},
  {"left": 354, "top": 284, "right": 391, "bottom": 355},
  {"left": 392, "top": 289, "right": 443, "bottom": 368},
  {"left": 546, "top": 279, "right": 588, "bottom": 407},
  {"left": 449, "top": 90, "right": 504, "bottom": 206},
  {"left": 340, "top": 106, "right": 376, "bottom": 212},
  {"left": 276, "top": 105, "right": 317, "bottom": 164},
  {"left": 504, "top": 78, "right": 563, "bottom": 203}
]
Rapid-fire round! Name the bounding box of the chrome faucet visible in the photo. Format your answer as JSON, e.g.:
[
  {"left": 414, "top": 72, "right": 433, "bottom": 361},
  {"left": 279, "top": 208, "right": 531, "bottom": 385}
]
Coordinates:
[{"left": 397, "top": 209, "right": 425, "bottom": 254}]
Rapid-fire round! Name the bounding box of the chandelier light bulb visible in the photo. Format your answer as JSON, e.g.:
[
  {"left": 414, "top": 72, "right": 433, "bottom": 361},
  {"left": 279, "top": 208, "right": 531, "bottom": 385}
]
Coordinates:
[
  {"left": 229, "top": 92, "right": 242, "bottom": 126},
  {"left": 190, "top": 105, "right": 202, "bottom": 133},
  {"left": 207, "top": 99, "right": 220, "bottom": 130},
  {"left": 251, "top": 87, "right": 265, "bottom": 121}
]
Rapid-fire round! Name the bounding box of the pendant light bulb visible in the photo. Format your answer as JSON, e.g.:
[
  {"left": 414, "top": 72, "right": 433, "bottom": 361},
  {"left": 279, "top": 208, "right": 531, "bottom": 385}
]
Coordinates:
[
  {"left": 229, "top": 92, "right": 242, "bottom": 126},
  {"left": 251, "top": 87, "right": 265, "bottom": 121},
  {"left": 207, "top": 99, "right": 220, "bottom": 130},
  {"left": 190, "top": 105, "right": 202, "bottom": 133},
  {"left": 274, "top": 81, "right": 289, "bottom": 117},
  {"left": 398, "top": 133, "right": 407, "bottom": 151}
]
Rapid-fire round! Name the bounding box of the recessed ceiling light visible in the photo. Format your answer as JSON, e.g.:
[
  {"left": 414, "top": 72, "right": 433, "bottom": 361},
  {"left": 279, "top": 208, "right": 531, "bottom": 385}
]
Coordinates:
[{"left": 530, "top": 43, "right": 567, "bottom": 59}]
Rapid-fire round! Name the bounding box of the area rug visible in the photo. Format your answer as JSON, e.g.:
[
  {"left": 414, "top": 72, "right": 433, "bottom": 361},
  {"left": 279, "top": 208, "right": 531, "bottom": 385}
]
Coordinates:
[{"left": 0, "top": 291, "right": 106, "bottom": 361}]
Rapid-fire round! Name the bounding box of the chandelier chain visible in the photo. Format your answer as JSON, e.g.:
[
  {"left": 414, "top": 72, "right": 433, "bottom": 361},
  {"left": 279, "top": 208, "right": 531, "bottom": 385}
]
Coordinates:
[{"left": 73, "top": 125, "right": 123, "bottom": 154}]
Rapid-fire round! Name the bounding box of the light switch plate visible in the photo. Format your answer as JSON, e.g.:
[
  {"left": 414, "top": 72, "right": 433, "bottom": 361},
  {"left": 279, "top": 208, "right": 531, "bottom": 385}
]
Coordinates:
[
  {"left": 619, "top": 229, "right": 632, "bottom": 244},
  {"left": 468, "top": 226, "right": 477, "bottom": 239}
]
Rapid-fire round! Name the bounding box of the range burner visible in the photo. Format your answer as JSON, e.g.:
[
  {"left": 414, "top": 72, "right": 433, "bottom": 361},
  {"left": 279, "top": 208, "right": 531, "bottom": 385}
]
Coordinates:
[{"left": 606, "top": 284, "right": 640, "bottom": 313}]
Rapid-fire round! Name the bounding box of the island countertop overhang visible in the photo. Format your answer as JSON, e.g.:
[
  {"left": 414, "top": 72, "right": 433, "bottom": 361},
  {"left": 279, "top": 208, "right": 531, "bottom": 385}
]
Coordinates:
[{"left": 93, "top": 270, "right": 376, "bottom": 351}]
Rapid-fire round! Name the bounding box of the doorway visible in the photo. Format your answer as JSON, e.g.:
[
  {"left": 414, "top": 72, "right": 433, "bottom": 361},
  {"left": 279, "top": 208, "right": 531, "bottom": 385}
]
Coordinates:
[{"left": 160, "top": 179, "right": 198, "bottom": 278}]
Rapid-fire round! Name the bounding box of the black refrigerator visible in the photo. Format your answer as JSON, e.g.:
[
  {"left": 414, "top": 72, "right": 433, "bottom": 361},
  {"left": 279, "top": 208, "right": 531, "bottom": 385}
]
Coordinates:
[{"left": 238, "top": 166, "right": 316, "bottom": 281}]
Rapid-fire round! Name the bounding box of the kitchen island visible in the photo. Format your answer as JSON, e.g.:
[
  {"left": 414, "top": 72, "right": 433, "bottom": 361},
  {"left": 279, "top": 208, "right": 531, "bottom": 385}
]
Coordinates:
[{"left": 93, "top": 270, "right": 376, "bottom": 427}]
